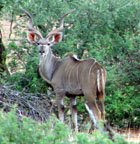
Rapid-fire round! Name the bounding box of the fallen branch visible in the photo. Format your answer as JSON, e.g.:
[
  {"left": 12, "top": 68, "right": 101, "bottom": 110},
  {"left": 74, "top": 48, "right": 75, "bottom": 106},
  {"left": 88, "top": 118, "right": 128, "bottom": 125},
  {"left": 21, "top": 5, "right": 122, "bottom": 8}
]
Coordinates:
[{"left": 0, "top": 85, "right": 57, "bottom": 121}]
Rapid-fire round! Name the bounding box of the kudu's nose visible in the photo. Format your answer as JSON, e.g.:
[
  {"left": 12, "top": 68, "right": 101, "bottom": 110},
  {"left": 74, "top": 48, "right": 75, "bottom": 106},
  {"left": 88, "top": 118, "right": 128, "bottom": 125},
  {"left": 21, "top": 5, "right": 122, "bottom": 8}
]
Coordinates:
[{"left": 39, "top": 50, "right": 45, "bottom": 55}]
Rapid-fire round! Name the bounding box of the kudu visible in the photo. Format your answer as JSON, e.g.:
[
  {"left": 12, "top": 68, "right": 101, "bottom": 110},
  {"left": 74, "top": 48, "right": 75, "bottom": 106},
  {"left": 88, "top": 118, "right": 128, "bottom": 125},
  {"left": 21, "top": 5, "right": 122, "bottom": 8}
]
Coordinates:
[{"left": 22, "top": 9, "right": 106, "bottom": 131}]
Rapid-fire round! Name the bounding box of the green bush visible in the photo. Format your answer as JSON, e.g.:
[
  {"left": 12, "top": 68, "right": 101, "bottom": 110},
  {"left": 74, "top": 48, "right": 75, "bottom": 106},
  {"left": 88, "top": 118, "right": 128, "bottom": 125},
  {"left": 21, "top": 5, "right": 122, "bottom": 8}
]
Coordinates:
[
  {"left": 106, "top": 85, "right": 140, "bottom": 127},
  {"left": 0, "top": 109, "right": 127, "bottom": 144}
]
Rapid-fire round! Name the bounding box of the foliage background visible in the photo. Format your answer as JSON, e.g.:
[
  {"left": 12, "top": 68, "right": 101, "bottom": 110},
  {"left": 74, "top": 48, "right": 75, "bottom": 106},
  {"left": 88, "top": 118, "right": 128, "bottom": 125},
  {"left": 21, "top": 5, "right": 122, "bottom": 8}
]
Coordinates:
[{"left": 0, "top": 0, "right": 140, "bottom": 129}]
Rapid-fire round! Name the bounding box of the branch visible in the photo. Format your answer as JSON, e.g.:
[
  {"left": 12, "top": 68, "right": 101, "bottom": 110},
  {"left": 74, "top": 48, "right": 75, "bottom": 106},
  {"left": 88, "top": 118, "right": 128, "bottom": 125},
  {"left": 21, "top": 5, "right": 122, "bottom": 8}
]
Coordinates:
[
  {"left": 8, "top": 12, "right": 14, "bottom": 39},
  {"left": 0, "top": 85, "right": 57, "bottom": 121}
]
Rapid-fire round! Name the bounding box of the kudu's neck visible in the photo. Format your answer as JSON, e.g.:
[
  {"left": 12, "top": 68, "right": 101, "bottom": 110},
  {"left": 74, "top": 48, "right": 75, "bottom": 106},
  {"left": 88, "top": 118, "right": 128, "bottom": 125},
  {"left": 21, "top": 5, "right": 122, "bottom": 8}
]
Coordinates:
[{"left": 39, "top": 47, "right": 60, "bottom": 83}]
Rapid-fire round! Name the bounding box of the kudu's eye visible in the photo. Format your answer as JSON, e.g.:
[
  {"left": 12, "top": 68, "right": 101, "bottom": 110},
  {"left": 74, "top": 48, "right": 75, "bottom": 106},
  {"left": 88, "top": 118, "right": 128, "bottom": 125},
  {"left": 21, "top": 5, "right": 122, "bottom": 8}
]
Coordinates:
[
  {"left": 47, "top": 43, "right": 50, "bottom": 46},
  {"left": 36, "top": 42, "right": 40, "bottom": 45}
]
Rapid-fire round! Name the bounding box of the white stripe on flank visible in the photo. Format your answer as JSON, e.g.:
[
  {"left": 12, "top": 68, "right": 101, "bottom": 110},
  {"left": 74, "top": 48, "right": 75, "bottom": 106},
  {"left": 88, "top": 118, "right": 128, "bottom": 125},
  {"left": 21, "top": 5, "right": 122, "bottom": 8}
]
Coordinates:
[
  {"left": 68, "top": 64, "right": 76, "bottom": 90},
  {"left": 88, "top": 61, "right": 96, "bottom": 84},
  {"left": 101, "top": 69, "right": 105, "bottom": 90},
  {"left": 76, "top": 64, "right": 80, "bottom": 89},
  {"left": 97, "top": 70, "right": 100, "bottom": 92}
]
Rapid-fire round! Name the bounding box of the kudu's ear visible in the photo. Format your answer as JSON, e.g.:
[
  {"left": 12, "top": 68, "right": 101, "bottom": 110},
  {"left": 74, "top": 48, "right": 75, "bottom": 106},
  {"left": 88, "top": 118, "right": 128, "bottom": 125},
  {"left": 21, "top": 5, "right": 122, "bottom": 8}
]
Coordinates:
[
  {"left": 47, "top": 32, "right": 63, "bottom": 45},
  {"left": 27, "top": 31, "right": 40, "bottom": 44},
  {"left": 53, "top": 32, "right": 63, "bottom": 43},
  {"left": 28, "top": 31, "right": 35, "bottom": 42}
]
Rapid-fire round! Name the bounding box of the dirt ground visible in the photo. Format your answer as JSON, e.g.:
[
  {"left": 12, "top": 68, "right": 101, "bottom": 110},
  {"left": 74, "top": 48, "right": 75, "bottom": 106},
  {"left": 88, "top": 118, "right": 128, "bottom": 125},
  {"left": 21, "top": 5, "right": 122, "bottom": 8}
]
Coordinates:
[{"left": 117, "top": 128, "right": 140, "bottom": 143}]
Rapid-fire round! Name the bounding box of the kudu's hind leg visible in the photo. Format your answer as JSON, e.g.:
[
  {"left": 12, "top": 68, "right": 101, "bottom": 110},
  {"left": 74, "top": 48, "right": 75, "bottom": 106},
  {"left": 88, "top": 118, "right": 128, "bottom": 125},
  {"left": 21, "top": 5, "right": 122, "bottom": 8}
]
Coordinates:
[
  {"left": 70, "top": 96, "right": 78, "bottom": 131},
  {"left": 98, "top": 99, "right": 105, "bottom": 122},
  {"left": 85, "top": 99, "right": 102, "bottom": 128},
  {"left": 98, "top": 94, "right": 105, "bottom": 121}
]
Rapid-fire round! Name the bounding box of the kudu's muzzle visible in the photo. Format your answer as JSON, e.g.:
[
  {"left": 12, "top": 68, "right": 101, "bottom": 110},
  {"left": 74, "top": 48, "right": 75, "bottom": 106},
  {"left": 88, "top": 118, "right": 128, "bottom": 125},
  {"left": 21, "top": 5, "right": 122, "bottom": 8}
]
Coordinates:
[{"left": 39, "top": 46, "right": 45, "bottom": 55}]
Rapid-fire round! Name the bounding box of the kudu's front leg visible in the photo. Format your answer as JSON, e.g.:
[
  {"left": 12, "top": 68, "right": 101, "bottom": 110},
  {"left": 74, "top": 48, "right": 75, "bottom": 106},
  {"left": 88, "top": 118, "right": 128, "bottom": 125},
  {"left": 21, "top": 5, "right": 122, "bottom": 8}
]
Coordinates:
[
  {"left": 70, "top": 96, "right": 78, "bottom": 132},
  {"left": 56, "top": 94, "right": 65, "bottom": 122}
]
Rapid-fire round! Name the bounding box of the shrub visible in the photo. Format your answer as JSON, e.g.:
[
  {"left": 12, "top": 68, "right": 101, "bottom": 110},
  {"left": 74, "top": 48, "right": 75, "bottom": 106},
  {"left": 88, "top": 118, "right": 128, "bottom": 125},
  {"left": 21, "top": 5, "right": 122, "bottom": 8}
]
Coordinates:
[{"left": 0, "top": 108, "right": 127, "bottom": 144}]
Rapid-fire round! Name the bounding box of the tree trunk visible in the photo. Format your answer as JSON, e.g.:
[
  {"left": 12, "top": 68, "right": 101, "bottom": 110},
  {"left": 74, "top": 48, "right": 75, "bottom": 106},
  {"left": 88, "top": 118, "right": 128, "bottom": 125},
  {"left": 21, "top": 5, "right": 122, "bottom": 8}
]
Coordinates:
[{"left": 0, "top": 30, "right": 9, "bottom": 75}]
